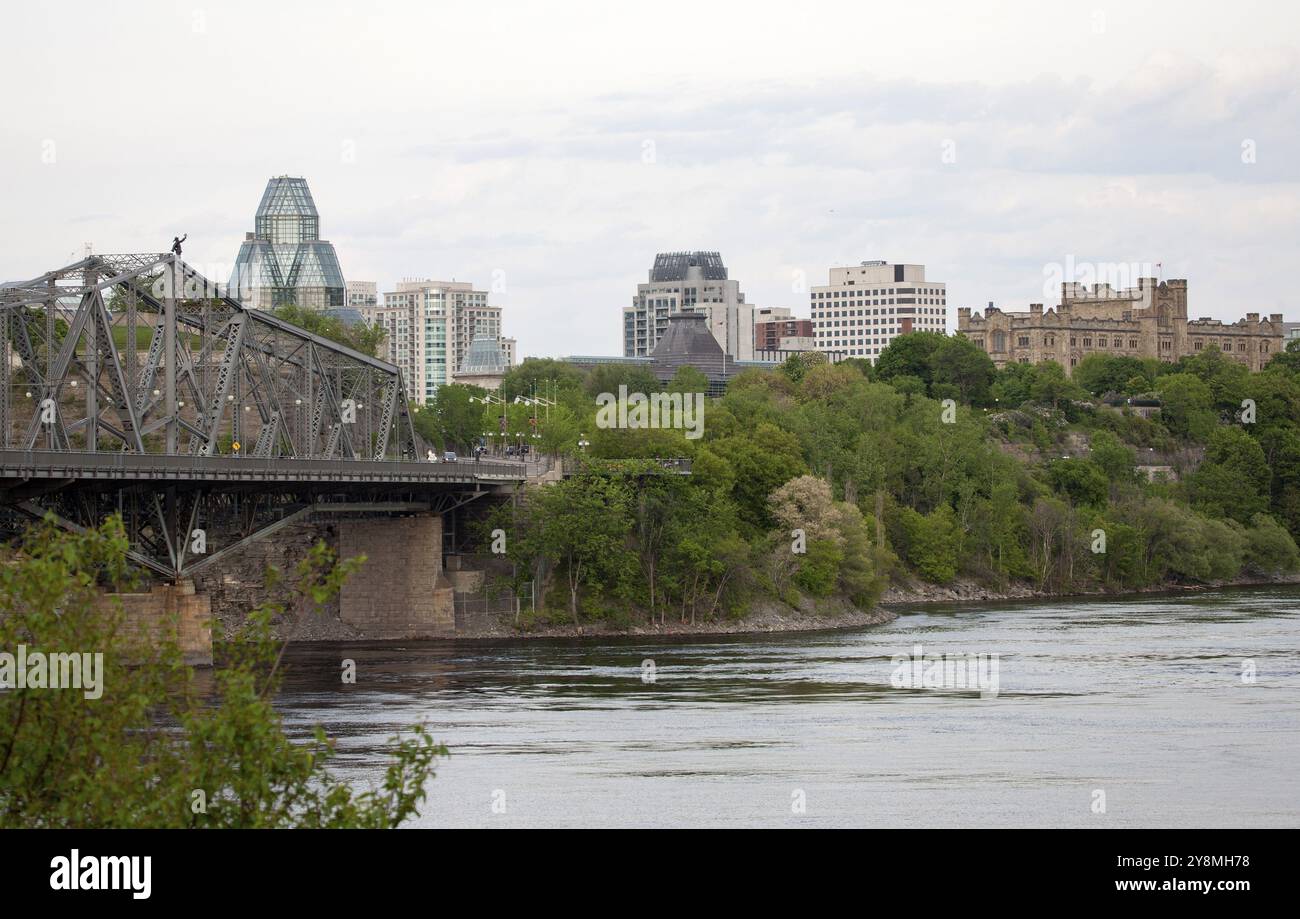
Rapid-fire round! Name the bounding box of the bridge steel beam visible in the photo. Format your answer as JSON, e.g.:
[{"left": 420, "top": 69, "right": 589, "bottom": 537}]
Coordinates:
[
  {"left": 0, "top": 252, "right": 527, "bottom": 580},
  {"left": 0, "top": 253, "right": 420, "bottom": 464}
]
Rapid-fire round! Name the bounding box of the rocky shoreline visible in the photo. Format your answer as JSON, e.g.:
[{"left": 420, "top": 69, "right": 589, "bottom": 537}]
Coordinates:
[
  {"left": 877, "top": 572, "right": 1300, "bottom": 608},
  {"left": 450, "top": 596, "right": 898, "bottom": 640},
  {"left": 435, "top": 573, "right": 1300, "bottom": 642}
]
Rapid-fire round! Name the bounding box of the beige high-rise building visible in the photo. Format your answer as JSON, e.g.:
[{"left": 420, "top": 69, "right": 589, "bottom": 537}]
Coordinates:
[
  {"left": 365, "top": 279, "right": 509, "bottom": 404},
  {"left": 957, "top": 278, "right": 1285, "bottom": 373},
  {"left": 623, "top": 251, "right": 755, "bottom": 360},
  {"left": 810, "top": 261, "right": 947, "bottom": 361}
]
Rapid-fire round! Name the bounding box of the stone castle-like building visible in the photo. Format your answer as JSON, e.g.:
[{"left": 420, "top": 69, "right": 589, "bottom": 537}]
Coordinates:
[{"left": 957, "top": 278, "right": 1284, "bottom": 374}]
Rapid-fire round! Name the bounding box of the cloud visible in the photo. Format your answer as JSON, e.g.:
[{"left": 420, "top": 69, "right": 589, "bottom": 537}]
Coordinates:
[{"left": 1, "top": 3, "right": 1298, "bottom": 360}]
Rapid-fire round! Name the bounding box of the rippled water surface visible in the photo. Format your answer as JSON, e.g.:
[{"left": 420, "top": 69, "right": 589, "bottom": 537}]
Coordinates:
[{"left": 270, "top": 587, "right": 1300, "bottom": 827}]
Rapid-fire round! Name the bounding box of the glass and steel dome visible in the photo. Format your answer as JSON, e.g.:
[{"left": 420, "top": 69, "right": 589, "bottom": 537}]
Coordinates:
[
  {"left": 228, "top": 176, "right": 345, "bottom": 311},
  {"left": 458, "top": 333, "right": 507, "bottom": 376}
]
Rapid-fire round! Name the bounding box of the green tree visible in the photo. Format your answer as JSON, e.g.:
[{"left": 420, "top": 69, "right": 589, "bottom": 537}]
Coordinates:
[
  {"left": 0, "top": 517, "right": 444, "bottom": 828},
  {"left": 991, "top": 362, "right": 1036, "bottom": 408},
  {"left": 1047, "top": 457, "right": 1109, "bottom": 508},
  {"left": 793, "top": 539, "right": 842, "bottom": 596},
  {"left": 667, "top": 365, "right": 710, "bottom": 395},
  {"left": 1175, "top": 346, "right": 1250, "bottom": 414},
  {"left": 498, "top": 358, "right": 585, "bottom": 402},
  {"left": 709, "top": 423, "right": 807, "bottom": 529},
  {"left": 583, "top": 364, "right": 662, "bottom": 399},
  {"left": 1156, "top": 373, "right": 1217, "bottom": 441},
  {"left": 892, "top": 504, "right": 960, "bottom": 583},
  {"left": 1088, "top": 430, "right": 1137, "bottom": 485},
  {"left": 1189, "top": 427, "right": 1271, "bottom": 524},
  {"left": 1028, "top": 361, "right": 1084, "bottom": 409},
  {"left": 875, "top": 331, "right": 946, "bottom": 389},
  {"left": 512, "top": 473, "right": 635, "bottom": 623},
  {"left": 418, "top": 383, "right": 487, "bottom": 452},
  {"left": 1242, "top": 513, "right": 1300, "bottom": 574},
  {"left": 929, "top": 335, "right": 996, "bottom": 405},
  {"left": 1072, "top": 354, "right": 1157, "bottom": 397},
  {"left": 272, "top": 303, "right": 386, "bottom": 358}
]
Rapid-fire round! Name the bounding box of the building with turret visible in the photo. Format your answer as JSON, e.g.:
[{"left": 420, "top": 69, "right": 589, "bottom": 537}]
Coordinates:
[{"left": 957, "top": 278, "right": 1284, "bottom": 373}]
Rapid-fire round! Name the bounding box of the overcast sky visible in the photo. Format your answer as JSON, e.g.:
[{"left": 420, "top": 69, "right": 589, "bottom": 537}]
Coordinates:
[{"left": 3, "top": 0, "right": 1298, "bottom": 357}]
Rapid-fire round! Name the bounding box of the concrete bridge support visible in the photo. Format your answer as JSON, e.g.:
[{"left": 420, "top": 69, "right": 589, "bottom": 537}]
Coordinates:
[
  {"left": 338, "top": 515, "right": 455, "bottom": 637},
  {"left": 106, "top": 580, "right": 213, "bottom": 666}
]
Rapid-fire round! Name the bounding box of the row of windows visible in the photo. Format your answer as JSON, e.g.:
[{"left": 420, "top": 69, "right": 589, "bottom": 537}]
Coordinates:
[
  {"left": 1193, "top": 339, "right": 1270, "bottom": 353},
  {"left": 979, "top": 332, "right": 1144, "bottom": 351},
  {"left": 818, "top": 318, "right": 943, "bottom": 332},
  {"left": 982, "top": 333, "right": 1272, "bottom": 356},
  {"left": 816, "top": 307, "right": 904, "bottom": 319},
  {"left": 814, "top": 287, "right": 944, "bottom": 298}
]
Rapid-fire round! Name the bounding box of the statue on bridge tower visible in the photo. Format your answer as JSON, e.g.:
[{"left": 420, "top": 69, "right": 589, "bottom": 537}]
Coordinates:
[{"left": 171, "top": 234, "right": 187, "bottom": 257}]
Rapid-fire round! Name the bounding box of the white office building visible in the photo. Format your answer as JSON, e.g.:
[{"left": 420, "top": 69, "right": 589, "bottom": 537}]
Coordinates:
[{"left": 810, "top": 261, "right": 947, "bottom": 361}]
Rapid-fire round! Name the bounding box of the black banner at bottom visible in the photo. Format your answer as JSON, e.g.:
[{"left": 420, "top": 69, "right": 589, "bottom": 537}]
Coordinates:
[{"left": 0, "top": 829, "right": 1280, "bottom": 906}]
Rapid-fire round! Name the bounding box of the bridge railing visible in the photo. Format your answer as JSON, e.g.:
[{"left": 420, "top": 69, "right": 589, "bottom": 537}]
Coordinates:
[{"left": 0, "top": 448, "right": 531, "bottom": 484}]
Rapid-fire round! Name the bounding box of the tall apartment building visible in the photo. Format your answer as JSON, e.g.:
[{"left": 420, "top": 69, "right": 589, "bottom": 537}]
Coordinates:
[
  {"left": 957, "top": 278, "right": 1285, "bottom": 373},
  {"left": 365, "top": 280, "right": 507, "bottom": 403},
  {"left": 228, "top": 176, "right": 346, "bottom": 312},
  {"left": 754, "top": 306, "right": 814, "bottom": 351},
  {"left": 810, "top": 261, "right": 947, "bottom": 361},
  {"left": 623, "top": 251, "right": 755, "bottom": 361}
]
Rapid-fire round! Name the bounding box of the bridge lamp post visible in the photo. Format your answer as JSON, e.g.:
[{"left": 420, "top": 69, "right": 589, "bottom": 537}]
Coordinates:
[{"left": 578, "top": 434, "right": 590, "bottom": 453}]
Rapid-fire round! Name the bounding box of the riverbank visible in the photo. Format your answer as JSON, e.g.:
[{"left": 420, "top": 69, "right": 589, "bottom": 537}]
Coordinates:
[
  {"left": 452, "top": 596, "right": 898, "bottom": 640},
  {"left": 878, "top": 571, "right": 1300, "bottom": 608},
  {"left": 439, "top": 572, "right": 1300, "bottom": 641},
  {"left": 246, "top": 568, "right": 1300, "bottom": 644}
]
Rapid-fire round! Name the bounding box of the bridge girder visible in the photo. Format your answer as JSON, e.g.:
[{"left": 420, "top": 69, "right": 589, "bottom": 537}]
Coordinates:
[
  {"left": 0, "top": 253, "right": 419, "bottom": 462},
  {"left": 0, "top": 253, "right": 537, "bottom": 579}
]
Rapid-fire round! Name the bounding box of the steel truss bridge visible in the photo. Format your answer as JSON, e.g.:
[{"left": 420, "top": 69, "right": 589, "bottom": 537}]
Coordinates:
[{"left": 0, "top": 253, "right": 528, "bottom": 578}]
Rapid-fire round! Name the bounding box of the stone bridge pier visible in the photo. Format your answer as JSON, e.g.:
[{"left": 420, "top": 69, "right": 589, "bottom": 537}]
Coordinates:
[
  {"left": 337, "top": 515, "right": 455, "bottom": 637},
  {"left": 105, "top": 581, "right": 214, "bottom": 667}
]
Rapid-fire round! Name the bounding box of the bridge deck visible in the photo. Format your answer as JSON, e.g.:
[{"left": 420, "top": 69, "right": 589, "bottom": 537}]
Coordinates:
[{"left": 0, "top": 450, "right": 532, "bottom": 487}]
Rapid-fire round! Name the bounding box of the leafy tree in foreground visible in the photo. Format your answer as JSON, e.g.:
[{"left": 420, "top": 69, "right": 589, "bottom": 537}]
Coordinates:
[{"left": 0, "top": 517, "right": 445, "bottom": 828}]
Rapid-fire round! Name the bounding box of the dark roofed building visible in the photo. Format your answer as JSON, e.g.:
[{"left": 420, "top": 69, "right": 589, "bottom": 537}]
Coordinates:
[
  {"left": 573, "top": 312, "right": 844, "bottom": 396},
  {"left": 650, "top": 251, "right": 728, "bottom": 282}
]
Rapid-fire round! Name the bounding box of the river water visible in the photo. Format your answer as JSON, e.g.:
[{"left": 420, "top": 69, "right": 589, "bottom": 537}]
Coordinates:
[{"left": 273, "top": 586, "right": 1300, "bottom": 827}]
